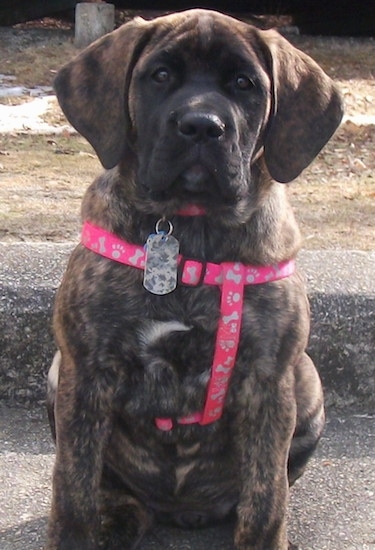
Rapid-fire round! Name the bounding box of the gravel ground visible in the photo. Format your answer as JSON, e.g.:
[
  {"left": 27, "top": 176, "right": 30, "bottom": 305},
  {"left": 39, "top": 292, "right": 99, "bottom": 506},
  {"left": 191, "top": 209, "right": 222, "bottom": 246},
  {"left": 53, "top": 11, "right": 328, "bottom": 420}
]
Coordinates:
[{"left": 0, "top": 407, "right": 374, "bottom": 550}]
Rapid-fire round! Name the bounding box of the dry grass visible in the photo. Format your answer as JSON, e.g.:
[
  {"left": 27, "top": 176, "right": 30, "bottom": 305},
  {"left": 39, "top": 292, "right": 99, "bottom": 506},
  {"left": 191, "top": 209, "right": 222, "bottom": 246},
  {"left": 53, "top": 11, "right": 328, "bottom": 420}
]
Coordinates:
[
  {"left": 2, "top": 43, "right": 75, "bottom": 88},
  {"left": 292, "top": 35, "right": 375, "bottom": 118},
  {"left": 0, "top": 134, "right": 99, "bottom": 241},
  {"left": 0, "top": 32, "right": 76, "bottom": 91},
  {"left": 290, "top": 122, "right": 375, "bottom": 249}
]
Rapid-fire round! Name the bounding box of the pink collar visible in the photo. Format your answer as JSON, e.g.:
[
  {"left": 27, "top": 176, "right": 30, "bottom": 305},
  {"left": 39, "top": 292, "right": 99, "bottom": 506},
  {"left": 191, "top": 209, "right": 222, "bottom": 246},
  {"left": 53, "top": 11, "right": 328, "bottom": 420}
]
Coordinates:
[{"left": 82, "top": 221, "right": 295, "bottom": 430}]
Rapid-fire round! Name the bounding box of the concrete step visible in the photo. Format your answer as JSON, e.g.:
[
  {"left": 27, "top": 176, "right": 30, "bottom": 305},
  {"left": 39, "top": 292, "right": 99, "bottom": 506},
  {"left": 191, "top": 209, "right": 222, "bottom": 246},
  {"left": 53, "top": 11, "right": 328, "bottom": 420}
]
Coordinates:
[
  {"left": 0, "top": 244, "right": 374, "bottom": 411},
  {"left": 0, "top": 406, "right": 374, "bottom": 550}
]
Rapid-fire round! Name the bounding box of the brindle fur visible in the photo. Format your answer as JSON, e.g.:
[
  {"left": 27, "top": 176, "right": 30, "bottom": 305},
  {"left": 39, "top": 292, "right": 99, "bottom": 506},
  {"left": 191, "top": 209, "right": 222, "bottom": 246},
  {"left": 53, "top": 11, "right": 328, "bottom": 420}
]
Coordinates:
[{"left": 46, "top": 9, "right": 343, "bottom": 550}]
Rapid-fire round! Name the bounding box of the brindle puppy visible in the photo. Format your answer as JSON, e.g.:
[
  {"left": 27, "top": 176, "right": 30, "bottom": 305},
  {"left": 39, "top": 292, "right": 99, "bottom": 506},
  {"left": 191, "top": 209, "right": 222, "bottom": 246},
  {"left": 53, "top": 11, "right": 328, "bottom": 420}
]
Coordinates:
[{"left": 46, "top": 9, "right": 343, "bottom": 550}]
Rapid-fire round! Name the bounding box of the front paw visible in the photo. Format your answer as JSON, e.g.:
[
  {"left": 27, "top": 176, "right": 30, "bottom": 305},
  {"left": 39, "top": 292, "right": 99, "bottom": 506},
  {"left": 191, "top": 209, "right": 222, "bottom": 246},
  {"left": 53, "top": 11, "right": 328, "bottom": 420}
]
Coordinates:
[
  {"left": 99, "top": 492, "right": 152, "bottom": 550},
  {"left": 47, "top": 506, "right": 99, "bottom": 549}
]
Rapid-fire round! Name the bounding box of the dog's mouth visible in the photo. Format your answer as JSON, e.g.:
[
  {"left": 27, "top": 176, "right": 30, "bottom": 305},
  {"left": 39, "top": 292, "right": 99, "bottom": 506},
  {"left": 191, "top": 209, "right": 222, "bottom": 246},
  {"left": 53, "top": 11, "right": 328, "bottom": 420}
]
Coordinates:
[
  {"left": 146, "top": 165, "right": 211, "bottom": 202},
  {"left": 146, "top": 162, "right": 238, "bottom": 206}
]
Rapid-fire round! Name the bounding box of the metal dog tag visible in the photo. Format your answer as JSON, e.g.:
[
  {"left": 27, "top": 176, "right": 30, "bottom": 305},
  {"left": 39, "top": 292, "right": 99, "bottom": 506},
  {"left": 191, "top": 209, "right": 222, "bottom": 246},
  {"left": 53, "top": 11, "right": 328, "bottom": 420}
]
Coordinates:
[{"left": 143, "top": 225, "right": 179, "bottom": 295}]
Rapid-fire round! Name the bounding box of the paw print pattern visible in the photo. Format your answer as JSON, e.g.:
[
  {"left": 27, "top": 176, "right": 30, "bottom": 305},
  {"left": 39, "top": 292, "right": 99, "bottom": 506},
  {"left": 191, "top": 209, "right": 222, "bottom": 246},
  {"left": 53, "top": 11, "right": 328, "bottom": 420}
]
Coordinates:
[
  {"left": 111, "top": 243, "right": 125, "bottom": 259},
  {"left": 226, "top": 291, "right": 241, "bottom": 306},
  {"left": 246, "top": 268, "right": 260, "bottom": 283},
  {"left": 219, "top": 339, "right": 236, "bottom": 352}
]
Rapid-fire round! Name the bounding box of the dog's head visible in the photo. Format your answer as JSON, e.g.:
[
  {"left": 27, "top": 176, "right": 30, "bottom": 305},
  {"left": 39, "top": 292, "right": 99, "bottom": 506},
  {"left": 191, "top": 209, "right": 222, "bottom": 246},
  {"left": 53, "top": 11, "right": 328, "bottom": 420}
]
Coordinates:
[{"left": 55, "top": 9, "right": 343, "bottom": 217}]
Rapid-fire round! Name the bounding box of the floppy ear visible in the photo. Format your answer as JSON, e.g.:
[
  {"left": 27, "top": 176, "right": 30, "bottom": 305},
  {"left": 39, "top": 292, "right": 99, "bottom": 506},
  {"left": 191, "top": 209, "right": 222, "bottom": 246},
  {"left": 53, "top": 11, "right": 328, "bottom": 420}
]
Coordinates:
[
  {"left": 260, "top": 30, "right": 344, "bottom": 183},
  {"left": 54, "top": 17, "right": 150, "bottom": 169}
]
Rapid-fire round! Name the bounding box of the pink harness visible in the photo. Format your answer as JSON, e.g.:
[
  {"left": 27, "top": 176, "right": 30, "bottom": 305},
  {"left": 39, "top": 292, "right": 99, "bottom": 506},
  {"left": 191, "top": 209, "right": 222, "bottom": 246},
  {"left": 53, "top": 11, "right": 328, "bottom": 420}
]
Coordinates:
[{"left": 81, "top": 220, "right": 295, "bottom": 430}]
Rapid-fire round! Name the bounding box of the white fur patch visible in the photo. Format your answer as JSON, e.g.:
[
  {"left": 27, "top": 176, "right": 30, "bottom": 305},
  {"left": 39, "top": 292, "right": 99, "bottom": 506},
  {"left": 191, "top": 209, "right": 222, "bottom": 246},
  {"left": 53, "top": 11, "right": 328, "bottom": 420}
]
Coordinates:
[
  {"left": 48, "top": 350, "right": 61, "bottom": 391},
  {"left": 138, "top": 321, "right": 191, "bottom": 348}
]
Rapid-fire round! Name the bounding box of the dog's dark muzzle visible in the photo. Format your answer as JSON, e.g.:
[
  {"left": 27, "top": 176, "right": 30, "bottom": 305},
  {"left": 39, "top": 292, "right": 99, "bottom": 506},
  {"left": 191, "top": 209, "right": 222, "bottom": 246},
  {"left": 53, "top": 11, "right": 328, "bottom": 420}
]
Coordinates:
[
  {"left": 146, "top": 110, "right": 232, "bottom": 196},
  {"left": 138, "top": 91, "right": 242, "bottom": 203},
  {"left": 173, "top": 112, "right": 226, "bottom": 193}
]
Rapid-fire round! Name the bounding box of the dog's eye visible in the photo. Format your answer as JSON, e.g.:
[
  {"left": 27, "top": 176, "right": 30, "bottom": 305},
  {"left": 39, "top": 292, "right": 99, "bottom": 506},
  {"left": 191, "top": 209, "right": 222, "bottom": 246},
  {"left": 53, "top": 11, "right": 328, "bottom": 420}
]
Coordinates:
[
  {"left": 152, "top": 68, "right": 170, "bottom": 84},
  {"left": 235, "top": 74, "right": 255, "bottom": 90}
]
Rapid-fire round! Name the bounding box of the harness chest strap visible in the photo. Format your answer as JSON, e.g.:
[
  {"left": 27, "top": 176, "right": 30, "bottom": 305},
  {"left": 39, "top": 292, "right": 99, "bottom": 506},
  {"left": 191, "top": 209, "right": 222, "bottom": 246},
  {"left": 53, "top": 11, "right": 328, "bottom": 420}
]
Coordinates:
[
  {"left": 81, "top": 221, "right": 295, "bottom": 430},
  {"left": 82, "top": 221, "right": 295, "bottom": 286}
]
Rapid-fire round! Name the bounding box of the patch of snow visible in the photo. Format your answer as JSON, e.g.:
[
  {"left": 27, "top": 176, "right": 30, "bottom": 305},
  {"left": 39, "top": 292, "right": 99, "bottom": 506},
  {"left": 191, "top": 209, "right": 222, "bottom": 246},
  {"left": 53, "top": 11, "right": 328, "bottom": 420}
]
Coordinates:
[
  {"left": 343, "top": 114, "right": 375, "bottom": 126},
  {"left": 0, "top": 74, "right": 53, "bottom": 99},
  {"left": 0, "top": 86, "right": 54, "bottom": 98},
  {"left": 0, "top": 95, "right": 74, "bottom": 134},
  {"left": 0, "top": 74, "right": 17, "bottom": 82}
]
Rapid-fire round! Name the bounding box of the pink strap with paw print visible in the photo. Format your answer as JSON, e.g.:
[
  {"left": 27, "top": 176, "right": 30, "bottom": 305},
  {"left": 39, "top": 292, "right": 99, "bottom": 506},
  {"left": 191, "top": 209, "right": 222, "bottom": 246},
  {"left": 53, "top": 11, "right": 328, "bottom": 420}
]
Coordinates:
[
  {"left": 82, "top": 222, "right": 295, "bottom": 286},
  {"left": 81, "top": 221, "right": 295, "bottom": 430},
  {"left": 200, "top": 262, "right": 245, "bottom": 424}
]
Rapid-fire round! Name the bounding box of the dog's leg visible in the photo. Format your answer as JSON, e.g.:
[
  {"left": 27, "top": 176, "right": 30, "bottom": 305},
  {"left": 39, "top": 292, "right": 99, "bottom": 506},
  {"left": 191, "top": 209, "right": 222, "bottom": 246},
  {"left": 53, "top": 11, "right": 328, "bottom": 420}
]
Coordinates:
[
  {"left": 46, "top": 351, "right": 116, "bottom": 550},
  {"left": 288, "top": 352, "right": 325, "bottom": 485},
  {"left": 234, "top": 367, "right": 296, "bottom": 550},
  {"left": 99, "top": 487, "right": 153, "bottom": 550}
]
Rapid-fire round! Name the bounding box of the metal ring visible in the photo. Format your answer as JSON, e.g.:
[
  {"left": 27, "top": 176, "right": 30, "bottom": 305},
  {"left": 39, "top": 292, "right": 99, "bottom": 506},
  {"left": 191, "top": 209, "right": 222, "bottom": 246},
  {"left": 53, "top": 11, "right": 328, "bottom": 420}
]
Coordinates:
[{"left": 155, "top": 217, "right": 173, "bottom": 236}]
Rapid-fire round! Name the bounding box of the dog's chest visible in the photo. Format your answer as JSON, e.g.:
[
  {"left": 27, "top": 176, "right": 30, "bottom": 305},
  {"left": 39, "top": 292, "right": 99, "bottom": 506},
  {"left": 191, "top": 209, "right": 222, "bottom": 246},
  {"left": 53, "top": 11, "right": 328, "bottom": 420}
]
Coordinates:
[{"left": 106, "top": 408, "right": 239, "bottom": 519}]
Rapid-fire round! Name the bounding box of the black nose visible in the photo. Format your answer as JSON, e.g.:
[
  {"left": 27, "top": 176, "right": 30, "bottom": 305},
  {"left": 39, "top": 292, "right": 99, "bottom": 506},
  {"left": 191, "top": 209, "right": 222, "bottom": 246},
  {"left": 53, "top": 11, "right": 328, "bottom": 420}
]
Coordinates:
[{"left": 177, "top": 112, "right": 225, "bottom": 141}]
